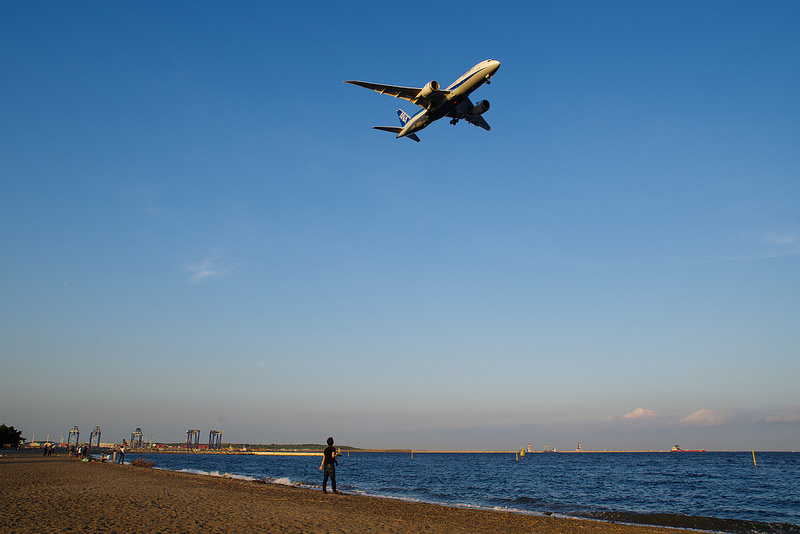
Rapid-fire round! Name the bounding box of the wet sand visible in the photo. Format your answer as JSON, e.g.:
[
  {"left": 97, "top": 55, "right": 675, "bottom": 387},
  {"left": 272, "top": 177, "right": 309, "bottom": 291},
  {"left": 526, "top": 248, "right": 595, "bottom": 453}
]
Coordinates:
[{"left": 0, "top": 452, "right": 697, "bottom": 533}]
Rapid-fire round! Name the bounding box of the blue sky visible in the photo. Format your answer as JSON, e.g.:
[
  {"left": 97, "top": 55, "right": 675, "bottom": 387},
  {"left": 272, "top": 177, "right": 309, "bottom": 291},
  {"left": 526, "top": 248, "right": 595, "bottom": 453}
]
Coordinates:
[{"left": 2, "top": 1, "right": 798, "bottom": 451}]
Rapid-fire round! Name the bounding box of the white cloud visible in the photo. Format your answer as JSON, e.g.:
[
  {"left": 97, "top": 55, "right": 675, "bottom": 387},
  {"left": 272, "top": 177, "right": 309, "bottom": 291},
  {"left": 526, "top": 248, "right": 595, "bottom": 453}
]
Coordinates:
[
  {"left": 679, "top": 409, "right": 730, "bottom": 426},
  {"left": 756, "top": 232, "right": 800, "bottom": 258},
  {"left": 146, "top": 201, "right": 162, "bottom": 217},
  {"left": 674, "top": 408, "right": 800, "bottom": 427},
  {"left": 185, "top": 252, "right": 238, "bottom": 284},
  {"left": 623, "top": 407, "right": 659, "bottom": 419},
  {"left": 763, "top": 409, "right": 800, "bottom": 423},
  {"left": 698, "top": 230, "right": 800, "bottom": 264},
  {"left": 761, "top": 232, "right": 800, "bottom": 246}
]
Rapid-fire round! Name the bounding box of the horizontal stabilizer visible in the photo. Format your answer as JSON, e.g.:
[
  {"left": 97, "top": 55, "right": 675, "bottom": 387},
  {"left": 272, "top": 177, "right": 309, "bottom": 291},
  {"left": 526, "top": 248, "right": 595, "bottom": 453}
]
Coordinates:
[{"left": 373, "top": 126, "right": 420, "bottom": 142}]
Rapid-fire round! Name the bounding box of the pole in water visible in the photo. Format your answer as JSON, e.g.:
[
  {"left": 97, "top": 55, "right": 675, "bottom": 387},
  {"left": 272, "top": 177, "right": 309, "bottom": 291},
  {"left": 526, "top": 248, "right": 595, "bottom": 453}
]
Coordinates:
[{"left": 752, "top": 450, "right": 757, "bottom": 467}]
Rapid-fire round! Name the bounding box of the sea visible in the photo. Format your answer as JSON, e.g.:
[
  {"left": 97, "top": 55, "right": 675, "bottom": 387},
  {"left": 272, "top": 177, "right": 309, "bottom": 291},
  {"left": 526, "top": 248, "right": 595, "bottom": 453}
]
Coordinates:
[{"left": 126, "top": 450, "right": 799, "bottom": 534}]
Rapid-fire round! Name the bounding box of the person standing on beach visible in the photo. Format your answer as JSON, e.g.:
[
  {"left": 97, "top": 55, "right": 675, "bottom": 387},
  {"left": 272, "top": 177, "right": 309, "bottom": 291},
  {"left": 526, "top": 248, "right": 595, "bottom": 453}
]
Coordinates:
[
  {"left": 117, "top": 443, "right": 125, "bottom": 464},
  {"left": 318, "top": 437, "right": 338, "bottom": 494}
]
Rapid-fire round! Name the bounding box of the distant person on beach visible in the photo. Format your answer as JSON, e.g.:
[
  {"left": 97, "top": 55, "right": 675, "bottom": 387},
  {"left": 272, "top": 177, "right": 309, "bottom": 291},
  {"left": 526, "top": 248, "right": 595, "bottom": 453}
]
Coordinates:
[
  {"left": 318, "top": 436, "right": 338, "bottom": 494},
  {"left": 117, "top": 444, "right": 125, "bottom": 464}
]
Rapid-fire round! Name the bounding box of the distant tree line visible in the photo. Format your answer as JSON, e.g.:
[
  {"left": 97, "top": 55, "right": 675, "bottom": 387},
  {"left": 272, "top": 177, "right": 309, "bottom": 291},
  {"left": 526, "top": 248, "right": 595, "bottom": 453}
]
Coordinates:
[{"left": 0, "top": 424, "right": 23, "bottom": 448}]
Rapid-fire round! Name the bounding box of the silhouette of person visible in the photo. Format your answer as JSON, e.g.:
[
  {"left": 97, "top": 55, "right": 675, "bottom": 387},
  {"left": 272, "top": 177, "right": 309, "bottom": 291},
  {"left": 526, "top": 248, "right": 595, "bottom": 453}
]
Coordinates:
[{"left": 318, "top": 436, "right": 338, "bottom": 493}]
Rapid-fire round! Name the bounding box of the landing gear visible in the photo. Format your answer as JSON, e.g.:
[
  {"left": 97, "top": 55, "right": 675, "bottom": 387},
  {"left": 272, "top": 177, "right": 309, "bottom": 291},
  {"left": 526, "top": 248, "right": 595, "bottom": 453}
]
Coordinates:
[{"left": 450, "top": 118, "right": 459, "bottom": 125}]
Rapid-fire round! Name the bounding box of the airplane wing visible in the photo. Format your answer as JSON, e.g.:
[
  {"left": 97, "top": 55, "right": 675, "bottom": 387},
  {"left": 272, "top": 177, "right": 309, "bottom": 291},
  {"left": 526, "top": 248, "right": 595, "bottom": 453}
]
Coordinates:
[
  {"left": 448, "top": 98, "right": 491, "bottom": 131},
  {"left": 344, "top": 81, "right": 450, "bottom": 109},
  {"left": 345, "top": 81, "right": 421, "bottom": 101}
]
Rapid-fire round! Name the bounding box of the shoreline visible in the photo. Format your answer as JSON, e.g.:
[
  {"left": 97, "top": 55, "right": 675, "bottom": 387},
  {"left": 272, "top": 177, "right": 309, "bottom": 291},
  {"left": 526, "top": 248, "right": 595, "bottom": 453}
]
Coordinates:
[{"left": 1, "top": 451, "right": 698, "bottom": 533}]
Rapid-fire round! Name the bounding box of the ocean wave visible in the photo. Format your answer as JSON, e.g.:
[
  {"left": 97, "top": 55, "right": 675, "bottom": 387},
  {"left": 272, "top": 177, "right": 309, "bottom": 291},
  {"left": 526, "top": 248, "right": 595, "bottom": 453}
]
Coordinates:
[
  {"left": 496, "top": 495, "right": 545, "bottom": 506},
  {"left": 177, "top": 468, "right": 213, "bottom": 476},
  {"left": 174, "top": 468, "right": 275, "bottom": 485},
  {"left": 222, "top": 473, "right": 259, "bottom": 482}
]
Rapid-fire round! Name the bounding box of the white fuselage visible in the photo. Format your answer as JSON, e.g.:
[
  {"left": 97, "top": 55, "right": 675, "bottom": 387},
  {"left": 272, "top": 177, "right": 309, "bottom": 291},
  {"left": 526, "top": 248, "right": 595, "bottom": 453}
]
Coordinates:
[{"left": 399, "top": 59, "right": 501, "bottom": 138}]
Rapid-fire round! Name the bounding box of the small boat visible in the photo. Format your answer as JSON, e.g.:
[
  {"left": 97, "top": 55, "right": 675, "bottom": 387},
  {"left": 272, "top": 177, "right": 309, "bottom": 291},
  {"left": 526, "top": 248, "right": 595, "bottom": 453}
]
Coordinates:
[{"left": 671, "top": 444, "right": 707, "bottom": 452}]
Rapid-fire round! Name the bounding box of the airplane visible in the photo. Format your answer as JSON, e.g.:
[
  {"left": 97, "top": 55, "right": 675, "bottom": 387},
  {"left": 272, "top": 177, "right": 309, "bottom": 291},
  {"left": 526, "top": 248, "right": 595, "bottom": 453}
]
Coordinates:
[{"left": 345, "top": 59, "right": 500, "bottom": 142}]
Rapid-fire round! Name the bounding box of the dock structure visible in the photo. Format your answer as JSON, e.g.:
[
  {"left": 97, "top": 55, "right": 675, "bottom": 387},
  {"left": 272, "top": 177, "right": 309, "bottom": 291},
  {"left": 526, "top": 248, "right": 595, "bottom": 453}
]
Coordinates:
[
  {"left": 67, "top": 426, "right": 79, "bottom": 447},
  {"left": 209, "top": 430, "right": 223, "bottom": 450},
  {"left": 89, "top": 426, "right": 101, "bottom": 448},
  {"left": 131, "top": 427, "right": 144, "bottom": 448},
  {"left": 186, "top": 429, "right": 200, "bottom": 449}
]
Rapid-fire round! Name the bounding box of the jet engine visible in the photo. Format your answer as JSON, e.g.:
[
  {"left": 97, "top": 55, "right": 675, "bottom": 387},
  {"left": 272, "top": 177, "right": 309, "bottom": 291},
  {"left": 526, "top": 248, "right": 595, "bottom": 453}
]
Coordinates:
[
  {"left": 416, "top": 80, "right": 440, "bottom": 100},
  {"left": 471, "top": 99, "right": 490, "bottom": 115}
]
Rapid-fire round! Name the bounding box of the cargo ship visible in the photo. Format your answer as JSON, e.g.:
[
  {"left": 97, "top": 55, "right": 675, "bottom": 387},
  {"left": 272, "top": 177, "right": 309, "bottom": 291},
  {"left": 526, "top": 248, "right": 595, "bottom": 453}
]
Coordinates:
[{"left": 671, "top": 444, "right": 706, "bottom": 452}]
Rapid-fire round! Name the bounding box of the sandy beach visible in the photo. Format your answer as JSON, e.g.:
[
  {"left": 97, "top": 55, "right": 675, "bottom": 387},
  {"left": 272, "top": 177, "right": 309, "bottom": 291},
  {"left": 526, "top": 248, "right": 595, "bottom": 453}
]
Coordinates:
[{"left": 0, "top": 451, "right": 698, "bottom": 533}]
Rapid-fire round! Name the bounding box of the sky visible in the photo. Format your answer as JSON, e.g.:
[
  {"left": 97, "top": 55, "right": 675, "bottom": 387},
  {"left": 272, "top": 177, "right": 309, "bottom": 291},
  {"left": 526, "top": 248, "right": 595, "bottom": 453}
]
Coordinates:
[{"left": 2, "top": 1, "right": 798, "bottom": 451}]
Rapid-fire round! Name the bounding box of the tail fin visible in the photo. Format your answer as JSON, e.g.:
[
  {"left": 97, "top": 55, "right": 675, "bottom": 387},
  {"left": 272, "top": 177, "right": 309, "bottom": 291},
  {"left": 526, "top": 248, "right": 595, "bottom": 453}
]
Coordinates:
[
  {"left": 372, "top": 109, "right": 421, "bottom": 142},
  {"left": 397, "top": 109, "right": 412, "bottom": 126}
]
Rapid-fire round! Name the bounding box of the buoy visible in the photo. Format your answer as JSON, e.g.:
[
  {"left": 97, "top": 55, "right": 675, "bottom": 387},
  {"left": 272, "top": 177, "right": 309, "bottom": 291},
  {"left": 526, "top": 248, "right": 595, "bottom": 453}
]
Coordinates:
[{"left": 752, "top": 450, "right": 757, "bottom": 467}]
